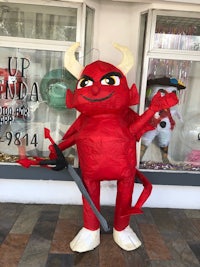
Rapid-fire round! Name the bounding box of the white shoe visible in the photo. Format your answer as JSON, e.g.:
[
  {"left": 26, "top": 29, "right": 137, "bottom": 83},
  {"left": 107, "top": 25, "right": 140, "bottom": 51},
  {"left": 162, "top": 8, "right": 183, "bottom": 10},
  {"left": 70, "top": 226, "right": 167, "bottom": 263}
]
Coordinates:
[
  {"left": 113, "top": 225, "right": 141, "bottom": 251},
  {"left": 70, "top": 227, "right": 100, "bottom": 253}
]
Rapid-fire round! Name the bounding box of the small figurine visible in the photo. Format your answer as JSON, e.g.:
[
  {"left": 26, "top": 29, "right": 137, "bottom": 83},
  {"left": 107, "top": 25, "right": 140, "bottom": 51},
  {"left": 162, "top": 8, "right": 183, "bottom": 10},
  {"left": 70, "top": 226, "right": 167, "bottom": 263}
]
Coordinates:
[{"left": 140, "top": 77, "right": 185, "bottom": 163}]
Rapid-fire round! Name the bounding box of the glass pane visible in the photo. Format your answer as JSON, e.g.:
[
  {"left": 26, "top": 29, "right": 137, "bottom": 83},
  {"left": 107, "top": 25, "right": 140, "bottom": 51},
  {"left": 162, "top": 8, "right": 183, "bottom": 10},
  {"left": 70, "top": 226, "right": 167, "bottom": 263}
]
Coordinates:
[
  {"left": 0, "top": 3, "right": 77, "bottom": 41},
  {"left": 84, "top": 6, "right": 95, "bottom": 65},
  {"left": 0, "top": 47, "right": 77, "bottom": 164},
  {"left": 140, "top": 58, "right": 200, "bottom": 172},
  {"left": 154, "top": 15, "right": 200, "bottom": 51}
]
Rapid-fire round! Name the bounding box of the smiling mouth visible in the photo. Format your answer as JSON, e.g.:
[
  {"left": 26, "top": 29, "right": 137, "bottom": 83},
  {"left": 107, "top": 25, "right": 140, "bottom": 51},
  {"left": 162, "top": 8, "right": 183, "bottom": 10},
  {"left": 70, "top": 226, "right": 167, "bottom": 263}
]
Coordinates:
[{"left": 82, "top": 92, "right": 114, "bottom": 102}]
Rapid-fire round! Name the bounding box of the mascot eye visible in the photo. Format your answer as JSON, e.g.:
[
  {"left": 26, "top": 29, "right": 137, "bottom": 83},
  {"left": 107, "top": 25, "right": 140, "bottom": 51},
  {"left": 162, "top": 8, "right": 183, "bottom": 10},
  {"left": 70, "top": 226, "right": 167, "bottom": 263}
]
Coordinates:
[
  {"left": 101, "top": 75, "right": 120, "bottom": 86},
  {"left": 77, "top": 77, "right": 93, "bottom": 89}
]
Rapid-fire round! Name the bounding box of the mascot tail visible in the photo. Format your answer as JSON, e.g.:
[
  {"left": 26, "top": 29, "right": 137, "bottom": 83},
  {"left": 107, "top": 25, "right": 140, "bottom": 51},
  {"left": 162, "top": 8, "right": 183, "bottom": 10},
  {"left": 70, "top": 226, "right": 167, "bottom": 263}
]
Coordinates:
[{"left": 122, "top": 169, "right": 152, "bottom": 217}]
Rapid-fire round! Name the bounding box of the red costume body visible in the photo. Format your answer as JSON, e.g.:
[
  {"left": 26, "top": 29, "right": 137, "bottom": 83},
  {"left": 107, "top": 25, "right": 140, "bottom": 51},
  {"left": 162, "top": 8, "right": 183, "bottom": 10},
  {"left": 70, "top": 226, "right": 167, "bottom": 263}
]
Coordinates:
[
  {"left": 61, "top": 111, "right": 138, "bottom": 231},
  {"left": 52, "top": 60, "right": 178, "bottom": 232}
]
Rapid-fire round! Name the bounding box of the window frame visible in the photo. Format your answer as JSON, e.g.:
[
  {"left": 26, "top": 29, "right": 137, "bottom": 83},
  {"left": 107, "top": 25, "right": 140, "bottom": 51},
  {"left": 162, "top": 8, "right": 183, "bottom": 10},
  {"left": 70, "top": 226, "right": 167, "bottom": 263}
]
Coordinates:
[{"left": 137, "top": 9, "right": 200, "bottom": 182}]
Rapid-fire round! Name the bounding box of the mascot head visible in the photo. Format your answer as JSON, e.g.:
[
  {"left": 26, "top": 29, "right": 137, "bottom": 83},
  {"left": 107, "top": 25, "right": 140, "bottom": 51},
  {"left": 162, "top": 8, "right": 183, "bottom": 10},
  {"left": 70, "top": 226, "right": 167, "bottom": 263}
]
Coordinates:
[{"left": 65, "top": 43, "right": 139, "bottom": 115}]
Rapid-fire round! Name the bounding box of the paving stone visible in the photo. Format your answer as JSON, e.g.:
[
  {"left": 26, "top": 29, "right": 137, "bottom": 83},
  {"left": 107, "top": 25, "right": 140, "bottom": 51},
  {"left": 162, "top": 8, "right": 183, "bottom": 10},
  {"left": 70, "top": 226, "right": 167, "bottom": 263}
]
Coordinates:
[
  {"left": 10, "top": 204, "right": 44, "bottom": 234},
  {"left": 32, "top": 209, "right": 59, "bottom": 241},
  {"left": 46, "top": 253, "right": 74, "bottom": 267},
  {"left": 164, "top": 235, "right": 200, "bottom": 266},
  {"left": 168, "top": 209, "right": 200, "bottom": 242},
  {"left": 74, "top": 248, "right": 99, "bottom": 267},
  {"left": 123, "top": 247, "right": 151, "bottom": 267},
  {"left": 18, "top": 208, "right": 59, "bottom": 267},
  {"left": 191, "top": 218, "right": 200, "bottom": 234},
  {"left": 150, "top": 208, "right": 177, "bottom": 234},
  {"left": 50, "top": 219, "right": 77, "bottom": 254},
  {"left": 18, "top": 236, "right": 51, "bottom": 267},
  {"left": 184, "top": 209, "right": 200, "bottom": 219},
  {"left": 188, "top": 242, "right": 200, "bottom": 263},
  {"left": 138, "top": 223, "right": 171, "bottom": 260},
  {"left": 0, "top": 203, "right": 24, "bottom": 244},
  {"left": 99, "top": 234, "right": 125, "bottom": 267},
  {"left": 0, "top": 233, "right": 29, "bottom": 267}
]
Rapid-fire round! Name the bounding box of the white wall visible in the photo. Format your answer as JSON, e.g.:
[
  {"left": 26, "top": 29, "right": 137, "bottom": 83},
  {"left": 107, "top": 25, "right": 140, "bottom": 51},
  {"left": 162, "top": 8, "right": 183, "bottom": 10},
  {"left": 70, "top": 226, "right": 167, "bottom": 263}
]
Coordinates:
[
  {"left": 95, "top": 1, "right": 139, "bottom": 85},
  {"left": 1, "top": 179, "right": 200, "bottom": 210}
]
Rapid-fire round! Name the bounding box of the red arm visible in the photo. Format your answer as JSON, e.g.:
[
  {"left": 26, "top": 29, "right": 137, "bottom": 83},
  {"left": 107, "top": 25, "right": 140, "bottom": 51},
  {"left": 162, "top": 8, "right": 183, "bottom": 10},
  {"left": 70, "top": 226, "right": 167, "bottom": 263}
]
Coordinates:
[
  {"left": 59, "top": 114, "right": 83, "bottom": 149},
  {"left": 128, "top": 109, "right": 155, "bottom": 140},
  {"left": 129, "top": 91, "right": 178, "bottom": 140}
]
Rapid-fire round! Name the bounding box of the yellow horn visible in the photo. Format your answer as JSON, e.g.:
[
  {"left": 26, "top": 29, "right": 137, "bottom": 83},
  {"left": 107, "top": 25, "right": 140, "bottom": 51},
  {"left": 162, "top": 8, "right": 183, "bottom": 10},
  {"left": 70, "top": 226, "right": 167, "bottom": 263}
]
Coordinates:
[
  {"left": 113, "top": 43, "right": 134, "bottom": 75},
  {"left": 64, "top": 42, "right": 84, "bottom": 79}
]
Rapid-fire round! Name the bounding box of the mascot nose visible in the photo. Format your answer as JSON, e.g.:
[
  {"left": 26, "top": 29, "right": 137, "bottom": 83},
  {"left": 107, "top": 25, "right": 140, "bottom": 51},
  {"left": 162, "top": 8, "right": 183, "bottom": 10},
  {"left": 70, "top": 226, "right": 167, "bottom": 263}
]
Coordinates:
[{"left": 91, "top": 85, "right": 100, "bottom": 95}]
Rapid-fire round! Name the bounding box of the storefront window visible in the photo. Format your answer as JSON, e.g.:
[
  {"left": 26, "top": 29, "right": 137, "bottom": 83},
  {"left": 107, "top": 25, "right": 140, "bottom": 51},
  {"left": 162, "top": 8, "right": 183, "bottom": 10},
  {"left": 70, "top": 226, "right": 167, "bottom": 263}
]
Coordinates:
[
  {"left": 139, "top": 10, "right": 200, "bottom": 173},
  {"left": 0, "top": 3, "right": 77, "bottom": 41},
  {"left": 0, "top": 47, "right": 77, "bottom": 163},
  {"left": 0, "top": 3, "right": 94, "bottom": 166},
  {"left": 140, "top": 58, "right": 200, "bottom": 172},
  {"left": 154, "top": 15, "right": 200, "bottom": 51}
]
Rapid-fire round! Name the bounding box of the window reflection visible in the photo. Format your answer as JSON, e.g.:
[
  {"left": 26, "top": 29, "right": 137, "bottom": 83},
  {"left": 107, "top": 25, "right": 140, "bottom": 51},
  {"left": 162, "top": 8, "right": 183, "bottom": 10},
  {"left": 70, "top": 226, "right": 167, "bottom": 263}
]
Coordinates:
[
  {"left": 0, "top": 3, "right": 77, "bottom": 41},
  {"left": 140, "top": 59, "right": 200, "bottom": 171},
  {"left": 0, "top": 47, "right": 77, "bottom": 163},
  {"left": 154, "top": 15, "right": 200, "bottom": 51}
]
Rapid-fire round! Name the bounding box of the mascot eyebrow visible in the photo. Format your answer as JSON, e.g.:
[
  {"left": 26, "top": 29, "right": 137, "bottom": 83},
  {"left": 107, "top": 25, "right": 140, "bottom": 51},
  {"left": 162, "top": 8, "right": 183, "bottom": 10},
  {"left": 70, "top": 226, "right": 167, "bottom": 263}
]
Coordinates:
[
  {"left": 80, "top": 72, "right": 122, "bottom": 83},
  {"left": 100, "top": 72, "right": 122, "bottom": 81},
  {"left": 80, "top": 74, "right": 94, "bottom": 82}
]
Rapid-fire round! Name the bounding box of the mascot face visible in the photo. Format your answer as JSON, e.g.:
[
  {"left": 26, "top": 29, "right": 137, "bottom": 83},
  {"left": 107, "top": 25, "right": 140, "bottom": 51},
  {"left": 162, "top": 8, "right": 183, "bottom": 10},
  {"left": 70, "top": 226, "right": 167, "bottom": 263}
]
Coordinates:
[{"left": 66, "top": 60, "right": 134, "bottom": 115}]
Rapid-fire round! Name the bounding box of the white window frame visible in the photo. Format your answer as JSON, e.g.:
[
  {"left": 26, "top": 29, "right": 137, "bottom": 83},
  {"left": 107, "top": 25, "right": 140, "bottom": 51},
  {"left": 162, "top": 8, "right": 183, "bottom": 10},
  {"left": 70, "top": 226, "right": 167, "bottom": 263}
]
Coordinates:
[{"left": 0, "top": 1, "right": 86, "bottom": 60}]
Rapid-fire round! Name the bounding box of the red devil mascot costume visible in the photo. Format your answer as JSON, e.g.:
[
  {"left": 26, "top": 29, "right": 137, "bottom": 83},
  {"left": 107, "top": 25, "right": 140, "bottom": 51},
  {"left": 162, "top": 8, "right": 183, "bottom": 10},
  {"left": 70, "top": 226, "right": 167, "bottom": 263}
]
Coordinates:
[
  {"left": 19, "top": 43, "right": 178, "bottom": 253},
  {"left": 47, "top": 43, "right": 178, "bottom": 252}
]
